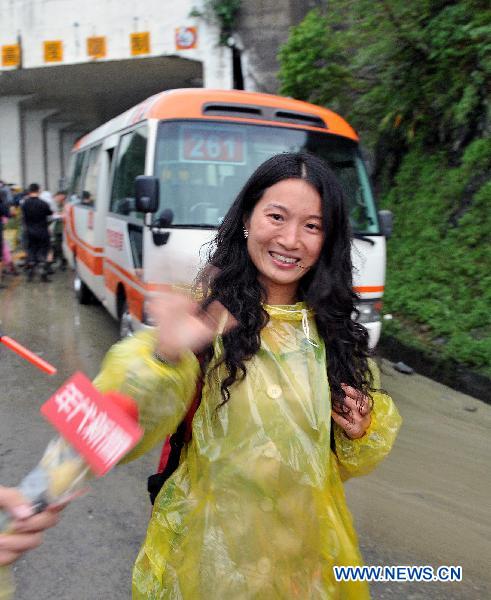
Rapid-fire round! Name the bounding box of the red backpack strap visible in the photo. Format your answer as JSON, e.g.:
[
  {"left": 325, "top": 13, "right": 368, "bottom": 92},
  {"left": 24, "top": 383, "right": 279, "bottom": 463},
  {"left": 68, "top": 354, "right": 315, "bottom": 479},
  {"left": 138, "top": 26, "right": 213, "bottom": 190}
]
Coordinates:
[
  {"left": 183, "top": 373, "right": 204, "bottom": 443},
  {"left": 157, "top": 436, "right": 172, "bottom": 473},
  {"left": 157, "top": 353, "right": 205, "bottom": 472}
]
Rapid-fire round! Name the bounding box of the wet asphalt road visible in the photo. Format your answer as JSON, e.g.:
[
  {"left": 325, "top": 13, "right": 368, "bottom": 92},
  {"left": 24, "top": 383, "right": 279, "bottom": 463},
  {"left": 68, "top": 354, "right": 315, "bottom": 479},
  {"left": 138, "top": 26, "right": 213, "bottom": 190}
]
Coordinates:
[{"left": 0, "top": 271, "right": 489, "bottom": 600}]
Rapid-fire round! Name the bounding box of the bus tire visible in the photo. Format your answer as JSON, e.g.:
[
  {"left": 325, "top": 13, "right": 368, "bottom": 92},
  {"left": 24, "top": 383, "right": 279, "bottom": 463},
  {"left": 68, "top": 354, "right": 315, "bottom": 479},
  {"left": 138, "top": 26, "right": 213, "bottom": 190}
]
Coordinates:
[
  {"left": 118, "top": 296, "right": 134, "bottom": 339},
  {"left": 73, "top": 260, "right": 92, "bottom": 305}
]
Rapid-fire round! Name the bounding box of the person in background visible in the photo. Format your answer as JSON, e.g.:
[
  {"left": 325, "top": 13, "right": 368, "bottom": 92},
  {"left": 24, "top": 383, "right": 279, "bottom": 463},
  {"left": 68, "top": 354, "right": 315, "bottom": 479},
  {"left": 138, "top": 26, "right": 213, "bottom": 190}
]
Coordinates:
[
  {"left": 21, "top": 183, "right": 53, "bottom": 282},
  {"left": 10, "top": 188, "right": 29, "bottom": 269},
  {"left": 80, "top": 190, "right": 93, "bottom": 207},
  {"left": 0, "top": 181, "right": 13, "bottom": 206},
  {"left": 0, "top": 182, "right": 12, "bottom": 289},
  {"left": 39, "top": 190, "right": 57, "bottom": 214},
  {"left": 1, "top": 227, "right": 19, "bottom": 277},
  {"left": 39, "top": 190, "right": 58, "bottom": 273},
  {"left": 12, "top": 188, "right": 27, "bottom": 208}
]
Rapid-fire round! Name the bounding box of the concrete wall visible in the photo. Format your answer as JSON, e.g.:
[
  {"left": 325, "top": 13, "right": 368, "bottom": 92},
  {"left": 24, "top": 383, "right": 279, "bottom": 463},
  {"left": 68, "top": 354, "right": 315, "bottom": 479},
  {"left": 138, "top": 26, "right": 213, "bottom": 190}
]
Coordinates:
[
  {"left": 236, "top": 0, "right": 322, "bottom": 93},
  {"left": 0, "top": 0, "right": 227, "bottom": 84},
  {"left": 0, "top": 0, "right": 232, "bottom": 187},
  {"left": 0, "top": 0, "right": 320, "bottom": 188},
  {"left": 0, "top": 97, "right": 25, "bottom": 186}
]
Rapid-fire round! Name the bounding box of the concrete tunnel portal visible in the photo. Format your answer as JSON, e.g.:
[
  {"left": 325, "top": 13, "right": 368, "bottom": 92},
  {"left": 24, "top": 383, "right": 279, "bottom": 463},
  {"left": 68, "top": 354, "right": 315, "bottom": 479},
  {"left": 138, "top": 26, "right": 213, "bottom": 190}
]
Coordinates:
[{"left": 0, "top": 55, "right": 203, "bottom": 190}]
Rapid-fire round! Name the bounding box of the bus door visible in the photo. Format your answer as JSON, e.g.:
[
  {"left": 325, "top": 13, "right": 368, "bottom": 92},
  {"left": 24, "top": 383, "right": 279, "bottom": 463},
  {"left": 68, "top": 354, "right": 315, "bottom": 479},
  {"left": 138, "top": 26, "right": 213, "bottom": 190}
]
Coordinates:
[
  {"left": 69, "top": 144, "right": 105, "bottom": 297},
  {"left": 104, "top": 125, "right": 148, "bottom": 322},
  {"left": 85, "top": 138, "right": 115, "bottom": 301}
]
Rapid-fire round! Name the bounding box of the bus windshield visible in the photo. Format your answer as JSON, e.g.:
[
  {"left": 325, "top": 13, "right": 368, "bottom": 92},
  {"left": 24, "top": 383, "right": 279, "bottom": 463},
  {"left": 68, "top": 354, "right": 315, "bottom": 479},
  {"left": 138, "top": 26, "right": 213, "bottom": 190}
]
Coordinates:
[{"left": 154, "top": 121, "right": 379, "bottom": 234}]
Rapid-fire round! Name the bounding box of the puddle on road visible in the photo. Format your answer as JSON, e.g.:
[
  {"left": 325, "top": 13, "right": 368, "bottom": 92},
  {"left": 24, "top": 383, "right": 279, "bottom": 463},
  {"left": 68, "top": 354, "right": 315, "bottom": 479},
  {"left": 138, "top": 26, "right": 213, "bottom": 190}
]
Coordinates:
[{"left": 0, "top": 270, "right": 119, "bottom": 381}]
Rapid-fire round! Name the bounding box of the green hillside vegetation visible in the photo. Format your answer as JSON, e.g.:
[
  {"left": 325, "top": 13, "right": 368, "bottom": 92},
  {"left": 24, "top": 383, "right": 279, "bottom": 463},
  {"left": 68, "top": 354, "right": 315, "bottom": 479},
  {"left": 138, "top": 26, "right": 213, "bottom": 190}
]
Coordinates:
[{"left": 278, "top": 0, "right": 491, "bottom": 376}]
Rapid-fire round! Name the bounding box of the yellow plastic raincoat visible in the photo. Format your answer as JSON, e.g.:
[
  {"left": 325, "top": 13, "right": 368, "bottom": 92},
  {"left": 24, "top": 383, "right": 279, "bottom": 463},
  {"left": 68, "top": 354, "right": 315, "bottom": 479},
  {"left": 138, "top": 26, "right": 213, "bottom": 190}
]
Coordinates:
[{"left": 94, "top": 302, "right": 402, "bottom": 599}]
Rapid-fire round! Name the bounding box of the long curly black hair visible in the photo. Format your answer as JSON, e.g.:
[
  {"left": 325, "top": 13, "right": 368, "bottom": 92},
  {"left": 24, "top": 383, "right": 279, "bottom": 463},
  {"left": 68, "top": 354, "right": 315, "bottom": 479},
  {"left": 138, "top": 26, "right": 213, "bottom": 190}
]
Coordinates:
[{"left": 197, "top": 151, "right": 373, "bottom": 408}]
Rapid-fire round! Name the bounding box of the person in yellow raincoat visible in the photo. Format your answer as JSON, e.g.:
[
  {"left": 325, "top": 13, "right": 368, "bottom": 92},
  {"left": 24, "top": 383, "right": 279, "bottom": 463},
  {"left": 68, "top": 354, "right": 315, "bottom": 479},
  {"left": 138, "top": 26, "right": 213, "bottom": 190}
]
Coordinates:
[{"left": 94, "top": 152, "right": 402, "bottom": 599}]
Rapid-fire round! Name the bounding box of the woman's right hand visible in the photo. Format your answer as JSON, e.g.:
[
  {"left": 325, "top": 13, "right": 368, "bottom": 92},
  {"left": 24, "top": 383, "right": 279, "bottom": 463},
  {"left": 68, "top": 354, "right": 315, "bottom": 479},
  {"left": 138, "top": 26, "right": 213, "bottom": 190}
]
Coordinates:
[
  {"left": 149, "top": 292, "right": 237, "bottom": 363},
  {"left": 0, "top": 487, "right": 61, "bottom": 566}
]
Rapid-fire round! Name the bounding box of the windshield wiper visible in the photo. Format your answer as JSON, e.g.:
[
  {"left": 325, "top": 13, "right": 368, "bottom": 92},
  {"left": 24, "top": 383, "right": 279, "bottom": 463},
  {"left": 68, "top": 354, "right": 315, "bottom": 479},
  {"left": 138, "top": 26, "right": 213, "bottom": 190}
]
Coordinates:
[{"left": 353, "top": 232, "right": 375, "bottom": 245}]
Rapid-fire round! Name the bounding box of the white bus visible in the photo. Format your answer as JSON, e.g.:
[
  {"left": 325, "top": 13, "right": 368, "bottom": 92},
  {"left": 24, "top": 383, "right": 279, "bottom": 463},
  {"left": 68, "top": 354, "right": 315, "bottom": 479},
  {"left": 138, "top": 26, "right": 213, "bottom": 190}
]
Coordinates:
[{"left": 64, "top": 88, "right": 391, "bottom": 345}]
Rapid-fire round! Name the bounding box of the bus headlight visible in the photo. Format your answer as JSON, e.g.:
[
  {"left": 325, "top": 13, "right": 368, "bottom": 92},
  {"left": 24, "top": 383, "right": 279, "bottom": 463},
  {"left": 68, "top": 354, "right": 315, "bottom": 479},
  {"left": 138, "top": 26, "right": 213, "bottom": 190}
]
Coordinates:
[{"left": 355, "top": 300, "right": 383, "bottom": 324}]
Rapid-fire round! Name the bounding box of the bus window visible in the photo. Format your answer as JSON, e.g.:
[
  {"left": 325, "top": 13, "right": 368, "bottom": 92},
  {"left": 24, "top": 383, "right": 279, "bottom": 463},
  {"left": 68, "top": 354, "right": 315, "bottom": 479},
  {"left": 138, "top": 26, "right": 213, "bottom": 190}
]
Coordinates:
[
  {"left": 154, "top": 121, "right": 379, "bottom": 234},
  {"left": 110, "top": 127, "right": 147, "bottom": 217},
  {"left": 68, "top": 152, "right": 86, "bottom": 203},
  {"left": 79, "top": 145, "right": 101, "bottom": 208}
]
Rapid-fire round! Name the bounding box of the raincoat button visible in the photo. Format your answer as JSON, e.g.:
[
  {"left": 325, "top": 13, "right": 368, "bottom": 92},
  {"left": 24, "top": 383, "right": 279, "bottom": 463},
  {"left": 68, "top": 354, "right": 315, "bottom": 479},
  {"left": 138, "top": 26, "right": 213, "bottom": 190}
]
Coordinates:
[
  {"left": 257, "top": 557, "right": 271, "bottom": 574},
  {"left": 267, "top": 384, "right": 282, "bottom": 399}
]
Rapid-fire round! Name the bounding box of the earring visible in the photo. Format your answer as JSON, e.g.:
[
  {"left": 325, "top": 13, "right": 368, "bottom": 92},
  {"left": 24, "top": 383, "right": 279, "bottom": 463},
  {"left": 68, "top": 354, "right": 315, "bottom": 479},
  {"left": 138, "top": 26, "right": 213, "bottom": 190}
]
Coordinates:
[{"left": 243, "top": 227, "right": 249, "bottom": 239}]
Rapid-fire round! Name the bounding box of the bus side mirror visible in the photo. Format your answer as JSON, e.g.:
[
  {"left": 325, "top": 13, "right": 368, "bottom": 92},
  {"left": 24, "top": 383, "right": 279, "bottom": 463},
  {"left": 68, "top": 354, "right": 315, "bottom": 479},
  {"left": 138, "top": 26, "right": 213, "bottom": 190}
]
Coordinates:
[
  {"left": 154, "top": 209, "right": 174, "bottom": 228},
  {"left": 135, "top": 176, "right": 159, "bottom": 214},
  {"left": 151, "top": 209, "right": 174, "bottom": 246},
  {"left": 378, "top": 209, "right": 393, "bottom": 239}
]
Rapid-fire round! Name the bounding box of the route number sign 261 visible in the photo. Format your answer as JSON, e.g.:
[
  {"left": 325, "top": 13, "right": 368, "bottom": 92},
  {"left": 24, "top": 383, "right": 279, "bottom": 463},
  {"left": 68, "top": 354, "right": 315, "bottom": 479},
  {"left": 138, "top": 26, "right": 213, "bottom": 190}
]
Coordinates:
[{"left": 180, "top": 126, "right": 245, "bottom": 164}]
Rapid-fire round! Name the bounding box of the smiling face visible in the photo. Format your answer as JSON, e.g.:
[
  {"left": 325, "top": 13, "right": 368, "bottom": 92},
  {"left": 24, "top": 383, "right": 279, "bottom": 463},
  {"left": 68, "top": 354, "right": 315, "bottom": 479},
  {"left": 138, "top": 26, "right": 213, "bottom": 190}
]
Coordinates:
[{"left": 244, "top": 178, "right": 325, "bottom": 305}]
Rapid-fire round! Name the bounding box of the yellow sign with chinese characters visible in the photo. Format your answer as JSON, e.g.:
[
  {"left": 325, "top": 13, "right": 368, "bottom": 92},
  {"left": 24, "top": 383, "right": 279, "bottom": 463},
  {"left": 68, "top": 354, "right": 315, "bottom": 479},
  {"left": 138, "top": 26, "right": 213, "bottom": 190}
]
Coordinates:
[
  {"left": 130, "top": 32, "right": 150, "bottom": 56},
  {"left": 1, "top": 44, "right": 20, "bottom": 67},
  {"left": 44, "top": 40, "right": 63, "bottom": 63},
  {"left": 87, "top": 36, "right": 107, "bottom": 59}
]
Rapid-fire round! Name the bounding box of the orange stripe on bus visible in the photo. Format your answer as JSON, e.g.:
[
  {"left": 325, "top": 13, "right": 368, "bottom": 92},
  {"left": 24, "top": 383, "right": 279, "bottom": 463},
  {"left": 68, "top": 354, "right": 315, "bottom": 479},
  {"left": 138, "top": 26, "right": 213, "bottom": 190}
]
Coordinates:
[
  {"left": 65, "top": 215, "right": 103, "bottom": 275},
  {"left": 103, "top": 263, "right": 119, "bottom": 294},
  {"left": 128, "top": 286, "right": 144, "bottom": 321},
  {"left": 104, "top": 258, "right": 172, "bottom": 294},
  {"left": 104, "top": 259, "right": 147, "bottom": 321},
  {"left": 68, "top": 209, "right": 103, "bottom": 253},
  {"left": 76, "top": 244, "right": 103, "bottom": 275},
  {"left": 65, "top": 228, "right": 76, "bottom": 254},
  {"left": 145, "top": 282, "right": 173, "bottom": 292},
  {"left": 104, "top": 266, "right": 144, "bottom": 320},
  {"left": 354, "top": 286, "right": 384, "bottom": 293},
  {"left": 103, "top": 259, "right": 178, "bottom": 322},
  {"left": 104, "top": 257, "right": 142, "bottom": 287}
]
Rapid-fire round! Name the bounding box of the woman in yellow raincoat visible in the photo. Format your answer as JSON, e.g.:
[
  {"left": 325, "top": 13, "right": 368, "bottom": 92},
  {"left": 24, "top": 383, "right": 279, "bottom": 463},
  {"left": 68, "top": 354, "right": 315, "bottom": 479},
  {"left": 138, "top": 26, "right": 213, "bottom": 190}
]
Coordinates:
[{"left": 94, "top": 152, "right": 401, "bottom": 599}]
